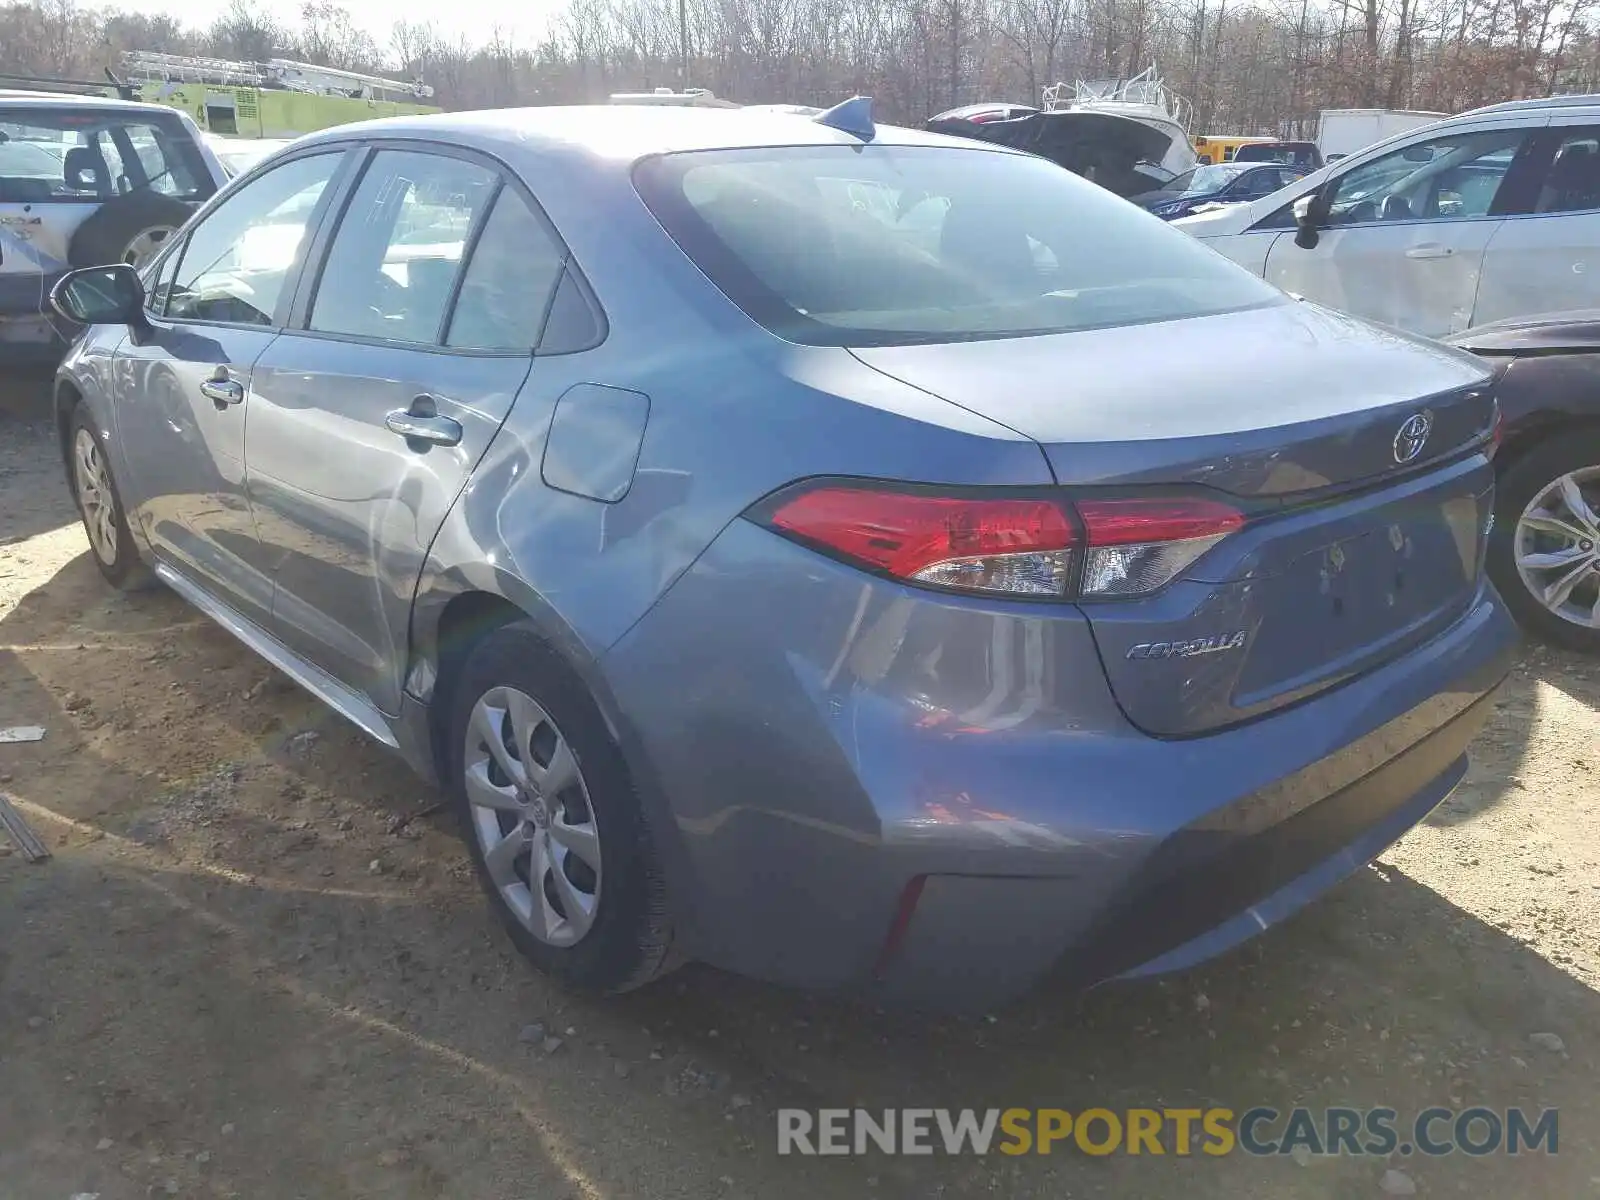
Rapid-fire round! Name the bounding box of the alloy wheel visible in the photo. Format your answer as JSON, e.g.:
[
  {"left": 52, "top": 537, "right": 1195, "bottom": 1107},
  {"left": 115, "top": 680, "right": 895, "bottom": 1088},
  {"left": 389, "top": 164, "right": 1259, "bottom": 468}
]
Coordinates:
[
  {"left": 462, "top": 686, "right": 602, "bottom": 947},
  {"left": 73, "top": 427, "right": 119, "bottom": 566},
  {"left": 1513, "top": 465, "right": 1600, "bottom": 631}
]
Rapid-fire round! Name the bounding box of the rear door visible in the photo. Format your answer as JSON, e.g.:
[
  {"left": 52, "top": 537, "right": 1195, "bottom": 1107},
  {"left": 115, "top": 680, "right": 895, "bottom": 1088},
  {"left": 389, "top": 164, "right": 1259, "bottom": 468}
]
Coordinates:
[
  {"left": 245, "top": 145, "right": 571, "bottom": 715},
  {"left": 110, "top": 149, "right": 349, "bottom": 627},
  {"left": 1474, "top": 120, "right": 1600, "bottom": 326},
  {"left": 1262, "top": 121, "right": 1541, "bottom": 336}
]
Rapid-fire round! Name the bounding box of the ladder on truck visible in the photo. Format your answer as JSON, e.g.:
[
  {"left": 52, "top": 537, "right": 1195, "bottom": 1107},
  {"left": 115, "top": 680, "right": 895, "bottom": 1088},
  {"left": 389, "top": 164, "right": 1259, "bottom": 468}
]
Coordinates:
[{"left": 122, "top": 51, "right": 433, "bottom": 102}]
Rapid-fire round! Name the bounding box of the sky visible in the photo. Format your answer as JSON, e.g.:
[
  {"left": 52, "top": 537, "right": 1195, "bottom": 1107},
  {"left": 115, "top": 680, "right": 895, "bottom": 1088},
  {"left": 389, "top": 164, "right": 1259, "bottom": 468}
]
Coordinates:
[{"left": 103, "top": 0, "right": 565, "bottom": 53}]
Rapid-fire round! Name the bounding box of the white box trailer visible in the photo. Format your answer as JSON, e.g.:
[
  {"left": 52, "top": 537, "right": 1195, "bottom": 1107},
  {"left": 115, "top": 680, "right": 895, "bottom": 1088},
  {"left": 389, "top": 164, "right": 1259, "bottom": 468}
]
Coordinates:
[{"left": 1317, "top": 109, "right": 1449, "bottom": 160}]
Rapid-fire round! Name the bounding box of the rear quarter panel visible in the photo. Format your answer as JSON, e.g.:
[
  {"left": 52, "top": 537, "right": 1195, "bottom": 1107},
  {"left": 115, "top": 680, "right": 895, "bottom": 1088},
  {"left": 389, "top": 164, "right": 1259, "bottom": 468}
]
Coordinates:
[
  {"left": 407, "top": 148, "right": 1051, "bottom": 686},
  {"left": 1493, "top": 351, "right": 1600, "bottom": 442}
]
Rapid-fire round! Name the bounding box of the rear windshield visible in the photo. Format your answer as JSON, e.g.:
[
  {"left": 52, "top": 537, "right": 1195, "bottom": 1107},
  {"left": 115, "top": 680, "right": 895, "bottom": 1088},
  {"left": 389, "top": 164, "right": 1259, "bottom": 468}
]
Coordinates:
[
  {"left": 1170, "top": 163, "right": 1251, "bottom": 194},
  {"left": 0, "top": 108, "right": 212, "bottom": 205},
  {"left": 634, "top": 144, "right": 1282, "bottom": 347}
]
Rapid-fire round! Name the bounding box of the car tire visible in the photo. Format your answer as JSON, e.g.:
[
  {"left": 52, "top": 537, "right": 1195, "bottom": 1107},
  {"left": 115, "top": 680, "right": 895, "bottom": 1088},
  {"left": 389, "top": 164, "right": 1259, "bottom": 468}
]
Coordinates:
[
  {"left": 67, "top": 192, "right": 193, "bottom": 269},
  {"left": 448, "top": 620, "right": 674, "bottom": 993},
  {"left": 1489, "top": 431, "right": 1600, "bottom": 655},
  {"left": 67, "top": 408, "right": 156, "bottom": 591}
]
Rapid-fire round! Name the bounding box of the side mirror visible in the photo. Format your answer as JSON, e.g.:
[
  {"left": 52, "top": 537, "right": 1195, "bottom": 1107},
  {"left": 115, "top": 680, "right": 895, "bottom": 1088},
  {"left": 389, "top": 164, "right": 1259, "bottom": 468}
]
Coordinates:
[
  {"left": 1292, "top": 190, "right": 1330, "bottom": 249},
  {"left": 50, "top": 264, "right": 146, "bottom": 330}
]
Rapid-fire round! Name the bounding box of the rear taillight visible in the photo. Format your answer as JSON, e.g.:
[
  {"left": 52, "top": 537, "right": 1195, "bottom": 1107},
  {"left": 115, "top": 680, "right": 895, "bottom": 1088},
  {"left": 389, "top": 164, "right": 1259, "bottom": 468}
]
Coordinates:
[
  {"left": 763, "top": 485, "right": 1079, "bottom": 597},
  {"left": 753, "top": 482, "right": 1244, "bottom": 600}
]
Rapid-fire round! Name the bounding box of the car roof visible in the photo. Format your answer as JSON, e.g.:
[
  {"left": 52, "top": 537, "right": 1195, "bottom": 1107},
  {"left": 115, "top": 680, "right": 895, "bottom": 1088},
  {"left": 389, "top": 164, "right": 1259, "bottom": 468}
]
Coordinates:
[
  {"left": 0, "top": 90, "right": 187, "bottom": 118},
  {"left": 1460, "top": 93, "right": 1600, "bottom": 117},
  {"left": 291, "top": 104, "right": 1016, "bottom": 164}
]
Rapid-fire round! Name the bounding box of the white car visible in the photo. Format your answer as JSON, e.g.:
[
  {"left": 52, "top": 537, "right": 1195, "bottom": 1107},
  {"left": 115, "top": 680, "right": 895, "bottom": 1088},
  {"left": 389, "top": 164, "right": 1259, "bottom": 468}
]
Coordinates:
[
  {"left": 204, "top": 135, "right": 293, "bottom": 178},
  {"left": 1174, "top": 95, "right": 1600, "bottom": 338}
]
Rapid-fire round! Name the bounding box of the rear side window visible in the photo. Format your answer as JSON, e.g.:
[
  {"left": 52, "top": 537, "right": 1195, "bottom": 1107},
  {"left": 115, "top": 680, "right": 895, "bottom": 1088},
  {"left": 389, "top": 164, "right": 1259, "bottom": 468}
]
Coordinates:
[
  {"left": 634, "top": 145, "right": 1281, "bottom": 347},
  {"left": 445, "top": 187, "right": 565, "bottom": 351},
  {"left": 310, "top": 150, "right": 498, "bottom": 344},
  {"left": 0, "top": 108, "right": 210, "bottom": 203},
  {"left": 1534, "top": 128, "right": 1600, "bottom": 213}
]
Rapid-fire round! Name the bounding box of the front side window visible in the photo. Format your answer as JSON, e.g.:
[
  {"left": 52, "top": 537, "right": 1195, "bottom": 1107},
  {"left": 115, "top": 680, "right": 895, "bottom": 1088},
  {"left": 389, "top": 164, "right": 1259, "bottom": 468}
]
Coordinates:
[
  {"left": 0, "top": 108, "right": 210, "bottom": 203},
  {"left": 1234, "top": 168, "right": 1288, "bottom": 199},
  {"left": 1170, "top": 163, "right": 1250, "bottom": 196},
  {"left": 165, "top": 152, "right": 342, "bottom": 326},
  {"left": 634, "top": 145, "right": 1282, "bottom": 347},
  {"left": 310, "top": 150, "right": 497, "bottom": 344},
  {"left": 1326, "top": 129, "right": 1528, "bottom": 224},
  {"left": 143, "top": 243, "right": 182, "bottom": 316}
]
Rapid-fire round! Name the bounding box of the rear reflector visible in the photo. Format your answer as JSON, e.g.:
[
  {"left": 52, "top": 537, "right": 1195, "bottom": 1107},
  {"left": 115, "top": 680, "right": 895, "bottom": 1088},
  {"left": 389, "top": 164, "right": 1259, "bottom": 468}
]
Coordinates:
[
  {"left": 1076, "top": 497, "right": 1245, "bottom": 598},
  {"left": 753, "top": 481, "right": 1244, "bottom": 600}
]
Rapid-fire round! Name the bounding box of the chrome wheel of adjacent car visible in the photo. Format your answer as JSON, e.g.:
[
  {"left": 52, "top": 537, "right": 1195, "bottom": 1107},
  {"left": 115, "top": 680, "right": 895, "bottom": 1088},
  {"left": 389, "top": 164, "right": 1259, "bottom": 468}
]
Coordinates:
[
  {"left": 73, "top": 427, "right": 120, "bottom": 567},
  {"left": 462, "top": 685, "right": 602, "bottom": 947},
  {"left": 1513, "top": 465, "right": 1600, "bottom": 630}
]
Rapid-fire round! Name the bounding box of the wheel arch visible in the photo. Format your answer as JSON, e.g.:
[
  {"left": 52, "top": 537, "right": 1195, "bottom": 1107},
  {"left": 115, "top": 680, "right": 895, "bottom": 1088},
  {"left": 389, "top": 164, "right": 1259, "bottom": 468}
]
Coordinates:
[
  {"left": 409, "top": 565, "right": 696, "bottom": 932},
  {"left": 54, "top": 377, "right": 83, "bottom": 474},
  {"left": 1499, "top": 409, "right": 1600, "bottom": 471}
]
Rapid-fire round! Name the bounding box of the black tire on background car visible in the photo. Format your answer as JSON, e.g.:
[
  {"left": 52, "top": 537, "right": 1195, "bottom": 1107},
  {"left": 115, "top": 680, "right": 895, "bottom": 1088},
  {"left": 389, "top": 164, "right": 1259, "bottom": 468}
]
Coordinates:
[
  {"left": 67, "top": 191, "right": 194, "bottom": 269},
  {"left": 1489, "top": 430, "right": 1600, "bottom": 655},
  {"left": 67, "top": 407, "right": 156, "bottom": 591},
  {"left": 449, "top": 620, "right": 674, "bottom": 992}
]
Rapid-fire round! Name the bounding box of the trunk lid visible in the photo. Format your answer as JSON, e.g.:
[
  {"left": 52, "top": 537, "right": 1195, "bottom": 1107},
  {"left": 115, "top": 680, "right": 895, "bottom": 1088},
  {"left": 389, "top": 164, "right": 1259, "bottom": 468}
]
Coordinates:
[{"left": 852, "top": 301, "right": 1498, "bottom": 737}]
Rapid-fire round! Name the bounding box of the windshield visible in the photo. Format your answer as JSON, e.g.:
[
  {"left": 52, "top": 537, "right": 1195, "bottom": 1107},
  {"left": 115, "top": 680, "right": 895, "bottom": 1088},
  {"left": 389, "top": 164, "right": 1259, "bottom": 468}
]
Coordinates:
[
  {"left": 1167, "top": 163, "right": 1251, "bottom": 195},
  {"left": 634, "top": 145, "right": 1281, "bottom": 347},
  {"left": 0, "top": 108, "right": 211, "bottom": 204}
]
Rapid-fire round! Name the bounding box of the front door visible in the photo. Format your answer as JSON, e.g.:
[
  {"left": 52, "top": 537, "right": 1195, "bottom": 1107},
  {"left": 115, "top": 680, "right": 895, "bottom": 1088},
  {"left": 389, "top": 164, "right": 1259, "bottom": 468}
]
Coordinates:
[
  {"left": 246, "top": 147, "right": 567, "bottom": 714},
  {"left": 112, "top": 150, "right": 347, "bottom": 626},
  {"left": 1263, "top": 123, "right": 1539, "bottom": 336}
]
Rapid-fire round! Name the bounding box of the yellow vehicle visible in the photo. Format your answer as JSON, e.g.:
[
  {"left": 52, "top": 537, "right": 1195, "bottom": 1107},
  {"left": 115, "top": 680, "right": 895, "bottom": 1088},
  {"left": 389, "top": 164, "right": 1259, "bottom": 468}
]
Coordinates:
[
  {"left": 122, "top": 52, "right": 438, "bottom": 138},
  {"left": 1192, "top": 135, "right": 1274, "bottom": 165}
]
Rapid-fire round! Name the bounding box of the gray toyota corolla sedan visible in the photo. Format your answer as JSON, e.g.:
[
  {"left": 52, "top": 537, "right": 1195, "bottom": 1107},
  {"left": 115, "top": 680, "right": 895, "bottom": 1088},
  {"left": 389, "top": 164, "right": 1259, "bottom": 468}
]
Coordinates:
[{"left": 49, "top": 101, "right": 1517, "bottom": 1009}]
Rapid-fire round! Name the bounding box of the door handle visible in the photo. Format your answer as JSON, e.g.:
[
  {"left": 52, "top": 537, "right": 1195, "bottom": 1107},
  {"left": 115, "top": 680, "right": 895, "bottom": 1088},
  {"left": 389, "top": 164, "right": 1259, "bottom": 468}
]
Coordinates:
[
  {"left": 1405, "top": 244, "right": 1456, "bottom": 259},
  {"left": 385, "top": 396, "right": 462, "bottom": 448},
  {"left": 199, "top": 367, "right": 244, "bottom": 407}
]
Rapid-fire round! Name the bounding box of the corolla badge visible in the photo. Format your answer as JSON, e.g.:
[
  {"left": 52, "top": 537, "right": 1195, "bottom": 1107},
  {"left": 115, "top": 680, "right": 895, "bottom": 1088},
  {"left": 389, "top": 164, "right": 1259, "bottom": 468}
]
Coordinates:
[
  {"left": 1126, "top": 631, "right": 1249, "bottom": 660},
  {"left": 1393, "top": 411, "right": 1434, "bottom": 464}
]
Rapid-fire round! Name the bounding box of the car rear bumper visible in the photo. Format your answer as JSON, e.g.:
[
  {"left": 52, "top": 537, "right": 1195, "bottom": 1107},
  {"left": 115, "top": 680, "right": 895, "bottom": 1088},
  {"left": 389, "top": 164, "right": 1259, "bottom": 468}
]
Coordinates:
[
  {"left": 601, "top": 521, "right": 1519, "bottom": 1010},
  {"left": 0, "top": 270, "right": 64, "bottom": 314},
  {"left": 0, "top": 272, "right": 69, "bottom": 366}
]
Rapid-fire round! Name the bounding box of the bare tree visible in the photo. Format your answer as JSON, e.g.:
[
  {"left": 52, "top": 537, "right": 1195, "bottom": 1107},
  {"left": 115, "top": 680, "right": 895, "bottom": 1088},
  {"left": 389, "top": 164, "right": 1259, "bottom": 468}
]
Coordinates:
[{"left": 0, "top": 0, "right": 1590, "bottom": 131}]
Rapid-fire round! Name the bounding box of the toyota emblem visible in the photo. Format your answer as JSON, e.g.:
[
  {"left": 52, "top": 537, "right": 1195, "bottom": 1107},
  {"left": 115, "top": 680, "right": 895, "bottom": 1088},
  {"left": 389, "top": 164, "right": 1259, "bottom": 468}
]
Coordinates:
[{"left": 1393, "top": 411, "right": 1433, "bottom": 464}]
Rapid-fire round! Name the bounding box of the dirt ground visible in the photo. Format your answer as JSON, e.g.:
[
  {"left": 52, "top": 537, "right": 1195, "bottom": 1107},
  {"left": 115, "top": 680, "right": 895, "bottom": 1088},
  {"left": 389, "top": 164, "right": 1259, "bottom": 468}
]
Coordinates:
[{"left": 2, "top": 378, "right": 1599, "bottom": 1200}]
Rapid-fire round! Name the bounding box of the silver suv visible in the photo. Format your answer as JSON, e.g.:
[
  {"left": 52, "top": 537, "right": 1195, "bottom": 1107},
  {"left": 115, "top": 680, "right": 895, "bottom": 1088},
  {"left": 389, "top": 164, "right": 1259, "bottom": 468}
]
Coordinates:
[
  {"left": 1174, "top": 95, "right": 1600, "bottom": 338},
  {"left": 1, "top": 89, "right": 226, "bottom": 366}
]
